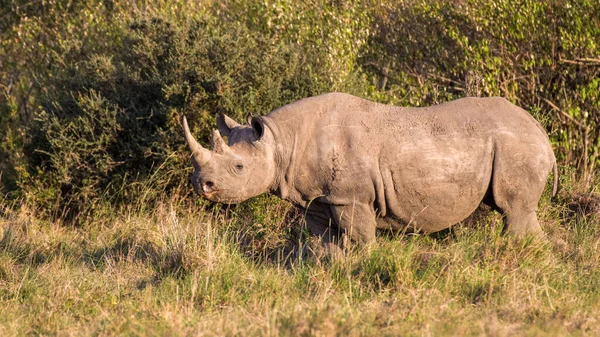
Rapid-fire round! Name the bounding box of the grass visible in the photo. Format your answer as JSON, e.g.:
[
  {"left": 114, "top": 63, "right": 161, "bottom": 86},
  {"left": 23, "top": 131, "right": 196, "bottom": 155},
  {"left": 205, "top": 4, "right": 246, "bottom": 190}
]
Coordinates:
[{"left": 1, "top": 192, "right": 600, "bottom": 336}]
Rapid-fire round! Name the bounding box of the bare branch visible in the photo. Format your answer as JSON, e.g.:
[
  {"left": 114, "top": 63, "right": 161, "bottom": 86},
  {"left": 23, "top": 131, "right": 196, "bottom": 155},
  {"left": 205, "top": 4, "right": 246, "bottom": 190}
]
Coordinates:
[
  {"left": 542, "top": 98, "right": 585, "bottom": 129},
  {"left": 559, "top": 58, "right": 600, "bottom": 66}
]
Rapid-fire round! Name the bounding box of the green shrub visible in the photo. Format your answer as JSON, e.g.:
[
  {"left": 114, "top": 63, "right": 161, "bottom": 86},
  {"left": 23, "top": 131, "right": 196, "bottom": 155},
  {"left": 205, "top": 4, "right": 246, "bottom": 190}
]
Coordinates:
[
  {"left": 0, "top": 92, "right": 20, "bottom": 194},
  {"left": 0, "top": 0, "right": 598, "bottom": 220},
  {"left": 19, "top": 3, "right": 372, "bottom": 221}
]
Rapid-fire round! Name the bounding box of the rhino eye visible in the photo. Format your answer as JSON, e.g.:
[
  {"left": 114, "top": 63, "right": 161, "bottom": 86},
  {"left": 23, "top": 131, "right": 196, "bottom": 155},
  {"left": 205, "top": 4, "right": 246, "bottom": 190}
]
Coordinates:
[{"left": 234, "top": 163, "right": 245, "bottom": 172}]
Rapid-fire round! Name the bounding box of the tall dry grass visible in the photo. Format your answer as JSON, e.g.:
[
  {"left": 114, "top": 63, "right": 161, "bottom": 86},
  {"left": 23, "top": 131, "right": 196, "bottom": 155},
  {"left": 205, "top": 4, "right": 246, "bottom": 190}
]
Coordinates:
[{"left": 1, "top": 190, "right": 599, "bottom": 336}]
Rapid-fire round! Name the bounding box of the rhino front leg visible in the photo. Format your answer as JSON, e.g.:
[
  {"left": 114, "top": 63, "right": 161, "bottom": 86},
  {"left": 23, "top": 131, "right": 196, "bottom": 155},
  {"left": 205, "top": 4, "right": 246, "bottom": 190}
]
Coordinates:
[
  {"left": 304, "top": 212, "right": 342, "bottom": 244},
  {"left": 303, "top": 212, "right": 344, "bottom": 258},
  {"left": 330, "top": 202, "right": 377, "bottom": 245}
]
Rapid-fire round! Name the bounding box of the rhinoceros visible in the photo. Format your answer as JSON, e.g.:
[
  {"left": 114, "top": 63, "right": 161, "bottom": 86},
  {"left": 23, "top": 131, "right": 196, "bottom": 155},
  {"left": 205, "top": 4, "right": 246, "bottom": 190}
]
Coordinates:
[{"left": 183, "top": 93, "right": 558, "bottom": 245}]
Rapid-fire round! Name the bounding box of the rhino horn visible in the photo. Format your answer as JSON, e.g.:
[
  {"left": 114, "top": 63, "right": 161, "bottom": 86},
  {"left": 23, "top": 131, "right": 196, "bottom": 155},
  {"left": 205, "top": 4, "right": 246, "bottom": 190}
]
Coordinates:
[
  {"left": 183, "top": 116, "right": 211, "bottom": 165},
  {"left": 211, "top": 129, "right": 230, "bottom": 154}
]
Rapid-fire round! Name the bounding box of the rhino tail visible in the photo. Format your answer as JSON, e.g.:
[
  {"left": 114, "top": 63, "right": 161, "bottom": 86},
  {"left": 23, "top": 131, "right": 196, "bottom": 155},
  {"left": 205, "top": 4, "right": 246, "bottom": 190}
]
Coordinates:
[{"left": 551, "top": 160, "right": 560, "bottom": 201}]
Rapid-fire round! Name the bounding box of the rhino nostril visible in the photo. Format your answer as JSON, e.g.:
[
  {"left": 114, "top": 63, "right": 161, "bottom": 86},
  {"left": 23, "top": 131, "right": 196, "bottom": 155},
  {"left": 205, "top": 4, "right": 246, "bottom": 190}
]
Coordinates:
[{"left": 202, "top": 181, "right": 215, "bottom": 193}]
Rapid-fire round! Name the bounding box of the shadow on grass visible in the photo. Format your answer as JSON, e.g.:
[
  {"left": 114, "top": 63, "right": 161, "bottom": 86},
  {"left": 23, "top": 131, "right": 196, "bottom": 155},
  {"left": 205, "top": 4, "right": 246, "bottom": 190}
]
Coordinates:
[
  {"left": 0, "top": 227, "right": 57, "bottom": 266},
  {"left": 0, "top": 221, "right": 188, "bottom": 285},
  {"left": 2, "top": 191, "right": 596, "bottom": 291},
  {"left": 83, "top": 236, "right": 186, "bottom": 278}
]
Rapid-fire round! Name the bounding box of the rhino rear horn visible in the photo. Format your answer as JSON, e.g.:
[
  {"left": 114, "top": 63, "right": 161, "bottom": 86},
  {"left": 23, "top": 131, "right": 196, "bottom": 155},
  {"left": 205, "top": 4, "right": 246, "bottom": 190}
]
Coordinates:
[
  {"left": 183, "top": 116, "right": 211, "bottom": 165},
  {"left": 211, "top": 129, "right": 230, "bottom": 154}
]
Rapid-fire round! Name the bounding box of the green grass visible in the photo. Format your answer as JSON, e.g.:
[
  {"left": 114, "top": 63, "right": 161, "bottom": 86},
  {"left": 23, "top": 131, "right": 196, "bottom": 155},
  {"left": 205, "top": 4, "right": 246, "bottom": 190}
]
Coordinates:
[{"left": 1, "top": 194, "right": 599, "bottom": 336}]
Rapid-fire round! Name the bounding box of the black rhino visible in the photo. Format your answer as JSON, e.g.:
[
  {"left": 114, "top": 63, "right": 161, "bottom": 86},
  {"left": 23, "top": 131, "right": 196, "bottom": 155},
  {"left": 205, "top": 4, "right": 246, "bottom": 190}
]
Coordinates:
[{"left": 183, "top": 93, "right": 558, "bottom": 245}]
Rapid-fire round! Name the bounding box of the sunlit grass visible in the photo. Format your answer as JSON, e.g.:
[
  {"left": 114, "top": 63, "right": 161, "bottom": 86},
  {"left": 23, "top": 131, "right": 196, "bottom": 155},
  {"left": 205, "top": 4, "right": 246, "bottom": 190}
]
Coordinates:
[{"left": 1, "top": 193, "right": 599, "bottom": 336}]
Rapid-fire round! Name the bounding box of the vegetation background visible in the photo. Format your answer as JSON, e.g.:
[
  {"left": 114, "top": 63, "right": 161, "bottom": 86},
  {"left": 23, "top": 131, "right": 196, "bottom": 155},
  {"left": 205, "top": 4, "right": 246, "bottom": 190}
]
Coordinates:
[{"left": 1, "top": 0, "right": 599, "bottom": 335}]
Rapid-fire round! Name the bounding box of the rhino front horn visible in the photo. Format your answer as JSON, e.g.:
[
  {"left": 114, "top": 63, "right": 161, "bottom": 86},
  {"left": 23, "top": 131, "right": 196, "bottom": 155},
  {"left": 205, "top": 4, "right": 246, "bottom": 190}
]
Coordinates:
[{"left": 183, "top": 116, "right": 211, "bottom": 165}]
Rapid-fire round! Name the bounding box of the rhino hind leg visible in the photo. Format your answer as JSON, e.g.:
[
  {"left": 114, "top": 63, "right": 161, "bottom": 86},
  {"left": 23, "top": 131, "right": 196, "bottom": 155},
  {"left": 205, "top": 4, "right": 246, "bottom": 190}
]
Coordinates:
[
  {"left": 503, "top": 210, "right": 544, "bottom": 237},
  {"left": 489, "top": 154, "right": 549, "bottom": 237},
  {"left": 494, "top": 194, "right": 545, "bottom": 237}
]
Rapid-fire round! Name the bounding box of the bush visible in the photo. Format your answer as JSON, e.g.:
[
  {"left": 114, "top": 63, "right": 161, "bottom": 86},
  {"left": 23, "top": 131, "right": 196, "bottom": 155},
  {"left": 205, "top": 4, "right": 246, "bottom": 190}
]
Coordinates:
[
  {"left": 16, "top": 3, "right": 372, "bottom": 221},
  {"left": 0, "top": 0, "right": 598, "bottom": 220},
  {"left": 0, "top": 92, "right": 20, "bottom": 194}
]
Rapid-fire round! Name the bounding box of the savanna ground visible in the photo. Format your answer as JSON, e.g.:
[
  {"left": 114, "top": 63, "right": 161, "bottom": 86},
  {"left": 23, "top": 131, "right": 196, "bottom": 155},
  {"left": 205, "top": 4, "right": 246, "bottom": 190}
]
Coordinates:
[{"left": 2, "top": 0, "right": 600, "bottom": 335}]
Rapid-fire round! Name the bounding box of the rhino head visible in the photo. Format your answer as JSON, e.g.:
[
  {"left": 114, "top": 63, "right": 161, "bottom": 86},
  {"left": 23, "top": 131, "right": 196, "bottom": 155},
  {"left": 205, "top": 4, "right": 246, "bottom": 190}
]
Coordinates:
[{"left": 183, "top": 113, "right": 277, "bottom": 204}]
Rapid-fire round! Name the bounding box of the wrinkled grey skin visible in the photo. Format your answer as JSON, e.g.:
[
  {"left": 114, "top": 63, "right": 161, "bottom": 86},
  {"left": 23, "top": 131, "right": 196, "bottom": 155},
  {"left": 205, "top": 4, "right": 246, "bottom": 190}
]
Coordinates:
[{"left": 183, "top": 93, "right": 558, "bottom": 245}]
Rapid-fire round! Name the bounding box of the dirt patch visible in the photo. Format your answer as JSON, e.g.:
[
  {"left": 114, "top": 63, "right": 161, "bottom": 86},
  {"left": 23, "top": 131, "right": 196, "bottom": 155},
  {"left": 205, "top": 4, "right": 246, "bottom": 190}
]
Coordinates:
[{"left": 566, "top": 193, "right": 600, "bottom": 221}]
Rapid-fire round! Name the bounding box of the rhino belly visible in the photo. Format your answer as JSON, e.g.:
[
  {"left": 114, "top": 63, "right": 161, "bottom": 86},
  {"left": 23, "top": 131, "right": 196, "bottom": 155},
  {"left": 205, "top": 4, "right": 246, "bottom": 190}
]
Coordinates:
[{"left": 381, "top": 139, "right": 493, "bottom": 232}]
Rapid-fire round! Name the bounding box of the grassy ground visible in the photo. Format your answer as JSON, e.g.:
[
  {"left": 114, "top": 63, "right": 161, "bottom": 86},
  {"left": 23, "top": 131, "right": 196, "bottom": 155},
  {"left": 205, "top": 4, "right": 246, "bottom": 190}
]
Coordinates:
[{"left": 1, "top": 191, "right": 600, "bottom": 336}]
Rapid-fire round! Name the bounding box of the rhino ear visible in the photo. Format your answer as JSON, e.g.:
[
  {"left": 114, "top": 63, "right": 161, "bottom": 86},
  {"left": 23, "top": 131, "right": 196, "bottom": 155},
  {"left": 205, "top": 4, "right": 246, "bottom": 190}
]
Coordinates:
[
  {"left": 216, "top": 112, "right": 240, "bottom": 137},
  {"left": 251, "top": 116, "right": 264, "bottom": 139}
]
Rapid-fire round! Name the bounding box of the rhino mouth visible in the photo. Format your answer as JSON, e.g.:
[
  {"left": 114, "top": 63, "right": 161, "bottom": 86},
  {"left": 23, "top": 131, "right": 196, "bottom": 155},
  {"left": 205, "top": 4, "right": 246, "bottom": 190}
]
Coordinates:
[
  {"left": 200, "top": 190, "right": 218, "bottom": 199},
  {"left": 201, "top": 191, "right": 247, "bottom": 205}
]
